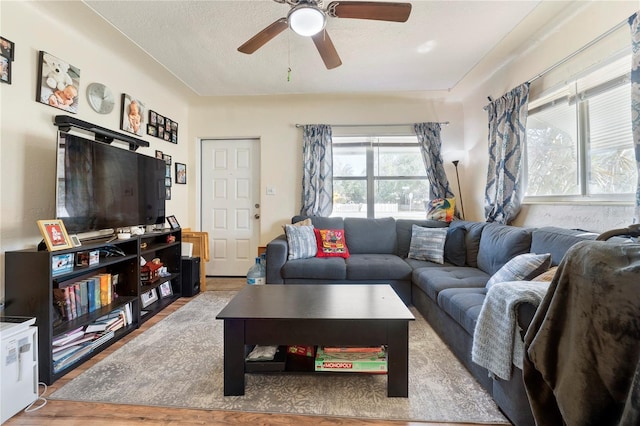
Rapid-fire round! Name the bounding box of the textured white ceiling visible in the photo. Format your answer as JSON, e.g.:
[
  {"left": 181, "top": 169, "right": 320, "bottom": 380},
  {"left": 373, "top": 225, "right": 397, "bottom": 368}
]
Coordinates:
[{"left": 83, "top": 0, "right": 543, "bottom": 96}]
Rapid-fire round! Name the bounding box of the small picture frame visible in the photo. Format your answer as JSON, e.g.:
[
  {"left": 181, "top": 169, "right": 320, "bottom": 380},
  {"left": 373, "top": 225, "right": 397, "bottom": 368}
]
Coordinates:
[
  {"left": 147, "top": 124, "right": 157, "bottom": 137},
  {"left": 165, "top": 163, "right": 171, "bottom": 178},
  {"left": 1, "top": 36, "right": 15, "bottom": 61},
  {"left": 165, "top": 177, "right": 172, "bottom": 187},
  {"left": 37, "top": 219, "right": 73, "bottom": 251},
  {"left": 175, "top": 162, "right": 186, "bottom": 184},
  {"left": 166, "top": 187, "right": 172, "bottom": 200},
  {"left": 163, "top": 154, "right": 172, "bottom": 165},
  {"left": 141, "top": 288, "right": 158, "bottom": 308},
  {"left": 159, "top": 281, "right": 173, "bottom": 298},
  {"left": 155, "top": 150, "right": 164, "bottom": 159},
  {"left": 149, "top": 110, "right": 157, "bottom": 126},
  {"left": 0, "top": 56, "right": 10, "bottom": 85},
  {"left": 167, "top": 215, "right": 180, "bottom": 230}
]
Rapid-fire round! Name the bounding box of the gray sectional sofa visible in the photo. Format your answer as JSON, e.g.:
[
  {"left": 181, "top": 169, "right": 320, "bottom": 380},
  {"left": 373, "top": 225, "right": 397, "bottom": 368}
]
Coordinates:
[{"left": 265, "top": 215, "right": 601, "bottom": 426}]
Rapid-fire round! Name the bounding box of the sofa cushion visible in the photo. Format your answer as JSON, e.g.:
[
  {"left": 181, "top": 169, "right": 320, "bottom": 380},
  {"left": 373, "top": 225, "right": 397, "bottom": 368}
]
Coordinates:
[
  {"left": 281, "top": 257, "right": 346, "bottom": 280},
  {"left": 344, "top": 217, "right": 397, "bottom": 254},
  {"left": 284, "top": 224, "right": 317, "bottom": 260},
  {"left": 485, "top": 253, "right": 551, "bottom": 289},
  {"left": 413, "top": 266, "right": 490, "bottom": 300},
  {"left": 292, "top": 215, "right": 344, "bottom": 230},
  {"left": 408, "top": 225, "right": 448, "bottom": 264},
  {"left": 437, "top": 287, "right": 487, "bottom": 335},
  {"left": 444, "top": 226, "right": 467, "bottom": 266},
  {"left": 346, "top": 254, "right": 412, "bottom": 280},
  {"left": 448, "top": 220, "right": 487, "bottom": 267},
  {"left": 314, "top": 228, "right": 350, "bottom": 258},
  {"left": 530, "top": 226, "right": 597, "bottom": 266},
  {"left": 476, "top": 224, "right": 532, "bottom": 275},
  {"left": 396, "top": 219, "right": 448, "bottom": 258}
]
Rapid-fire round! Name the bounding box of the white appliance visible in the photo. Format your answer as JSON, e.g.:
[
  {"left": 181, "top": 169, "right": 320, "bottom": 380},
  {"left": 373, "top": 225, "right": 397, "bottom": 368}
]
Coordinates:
[{"left": 0, "top": 317, "right": 38, "bottom": 424}]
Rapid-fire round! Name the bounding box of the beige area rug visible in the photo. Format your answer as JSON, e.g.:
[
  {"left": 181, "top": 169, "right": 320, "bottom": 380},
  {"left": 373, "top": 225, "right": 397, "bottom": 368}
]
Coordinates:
[{"left": 51, "top": 291, "right": 509, "bottom": 423}]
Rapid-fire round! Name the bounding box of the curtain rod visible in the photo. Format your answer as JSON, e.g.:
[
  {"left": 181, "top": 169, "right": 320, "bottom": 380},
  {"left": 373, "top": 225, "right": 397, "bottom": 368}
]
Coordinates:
[
  {"left": 294, "top": 121, "right": 450, "bottom": 128},
  {"left": 527, "top": 17, "right": 628, "bottom": 85}
]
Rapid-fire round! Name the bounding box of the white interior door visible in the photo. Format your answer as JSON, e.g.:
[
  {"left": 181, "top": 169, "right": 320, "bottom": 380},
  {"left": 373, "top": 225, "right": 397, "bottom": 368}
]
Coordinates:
[{"left": 201, "top": 139, "right": 260, "bottom": 276}]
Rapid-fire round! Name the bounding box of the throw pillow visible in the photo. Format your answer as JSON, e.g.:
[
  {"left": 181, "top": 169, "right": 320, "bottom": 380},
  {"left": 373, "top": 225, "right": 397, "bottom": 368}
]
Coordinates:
[
  {"left": 485, "top": 253, "right": 552, "bottom": 289},
  {"left": 531, "top": 266, "right": 559, "bottom": 282},
  {"left": 284, "top": 224, "right": 317, "bottom": 260},
  {"left": 314, "top": 228, "right": 350, "bottom": 258},
  {"left": 444, "top": 226, "right": 466, "bottom": 266},
  {"left": 281, "top": 217, "right": 312, "bottom": 231},
  {"left": 408, "top": 225, "right": 448, "bottom": 264},
  {"left": 426, "top": 198, "right": 456, "bottom": 222}
]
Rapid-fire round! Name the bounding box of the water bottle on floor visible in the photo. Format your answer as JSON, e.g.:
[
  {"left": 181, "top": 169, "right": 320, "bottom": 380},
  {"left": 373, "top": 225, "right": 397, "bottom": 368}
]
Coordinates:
[{"left": 247, "top": 257, "right": 265, "bottom": 285}]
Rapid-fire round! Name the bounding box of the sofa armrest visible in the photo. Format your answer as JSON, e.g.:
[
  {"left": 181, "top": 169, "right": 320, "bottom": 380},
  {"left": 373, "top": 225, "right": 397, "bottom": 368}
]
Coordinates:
[
  {"left": 266, "top": 234, "right": 287, "bottom": 284},
  {"left": 517, "top": 302, "right": 538, "bottom": 340}
]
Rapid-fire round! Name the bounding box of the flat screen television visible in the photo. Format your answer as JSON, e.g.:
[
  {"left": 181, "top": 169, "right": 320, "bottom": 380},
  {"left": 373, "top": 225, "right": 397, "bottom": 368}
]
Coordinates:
[{"left": 55, "top": 132, "right": 166, "bottom": 235}]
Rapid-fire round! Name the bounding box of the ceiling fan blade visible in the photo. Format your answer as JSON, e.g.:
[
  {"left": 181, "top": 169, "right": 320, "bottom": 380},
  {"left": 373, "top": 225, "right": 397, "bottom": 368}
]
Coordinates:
[
  {"left": 311, "top": 29, "right": 342, "bottom": 69},
  {"left": 328, "top": 1, "right": 412, "bottom": 22},
  {"left": 238, "top": 18, "right": 288, "bottom": 54}
]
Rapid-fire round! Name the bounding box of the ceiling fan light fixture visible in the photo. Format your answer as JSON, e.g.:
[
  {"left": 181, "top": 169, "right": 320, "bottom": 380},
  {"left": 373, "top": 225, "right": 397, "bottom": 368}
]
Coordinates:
[{"left": 288, "top": 4, "right": 326, "bottom": 37}]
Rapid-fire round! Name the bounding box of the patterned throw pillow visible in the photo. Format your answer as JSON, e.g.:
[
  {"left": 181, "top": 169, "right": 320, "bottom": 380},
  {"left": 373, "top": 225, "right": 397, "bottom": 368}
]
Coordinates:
[
  {"left": 314, "top": 228, "right": 350, "bottom": 258},
  {"left": 284, "top": 224, "right": 317, "bottom": 260},
  {"left": 485, "top": 253, "right": 552, "bottom": 289},
  {"left": 408, "top": 225, "right": 448, "bottom": 264},
  {"left": 426, "top": 198, "right": 456, "bottom": 222}
]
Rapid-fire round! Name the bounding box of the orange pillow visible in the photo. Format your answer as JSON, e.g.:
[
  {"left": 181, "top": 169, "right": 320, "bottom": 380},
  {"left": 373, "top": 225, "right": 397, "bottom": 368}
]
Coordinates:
[{"left": 314, "top": 229, "right": 350, "bottom": 258}]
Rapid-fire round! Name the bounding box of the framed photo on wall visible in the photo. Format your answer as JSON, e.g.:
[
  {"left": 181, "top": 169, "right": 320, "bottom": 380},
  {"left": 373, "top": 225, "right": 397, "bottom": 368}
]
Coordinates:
[
  {"left": 0, "top": 56, "right": 10, "bottom": 85},
  {"left": 120, "top": 93, "right": 145, "bottom": 136},
  {"left": 36, "top": 51, "right": 81, "bottom": 113},
  {"left": 37, "top": 219, "right": 73, "bottom": 251},
  {"left": 1, "top": 36, "right": 14, "bottom": 60},
  {"left": 175, "top": 163, "right": 186, "bottom": 184}
]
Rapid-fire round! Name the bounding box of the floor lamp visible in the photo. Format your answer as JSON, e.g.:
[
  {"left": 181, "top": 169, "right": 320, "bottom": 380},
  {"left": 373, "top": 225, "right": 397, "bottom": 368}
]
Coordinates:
[{"left": 452, "top": 160, "right": 465, "bottom": 220}]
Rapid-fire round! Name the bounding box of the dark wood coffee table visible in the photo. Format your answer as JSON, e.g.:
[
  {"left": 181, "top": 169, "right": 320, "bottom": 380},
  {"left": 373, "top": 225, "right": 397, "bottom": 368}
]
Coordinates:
[{"left": 216, "top": 284, "right": 415, "bottom": 397}]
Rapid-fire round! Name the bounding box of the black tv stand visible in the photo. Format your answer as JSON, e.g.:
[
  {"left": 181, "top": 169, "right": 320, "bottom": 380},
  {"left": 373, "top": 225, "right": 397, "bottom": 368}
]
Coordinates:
[{"left": 53, "top": 115, "right": 149, "bottom": 151}]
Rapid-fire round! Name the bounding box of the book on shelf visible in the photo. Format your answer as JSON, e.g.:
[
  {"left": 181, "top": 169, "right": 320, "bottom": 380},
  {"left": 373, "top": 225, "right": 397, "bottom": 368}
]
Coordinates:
[
  {"left": 52, "top": 326, "right": 84, "bottom": 346},
  {"left": 99, "top": 273, "right": 112, "bottom": 306},
  {"left": 53, "top": 342, "right": 93, "bottom": 373},
  {"left": 314, "top": 346, "right": 387, "bottom": 373},
  {"left": 78, "top": 280, "right": 89, "bottom": 316},
  {"left": 52, "top": 333, "right": 98, "bottom": 354},
  {"left": 68, "top": 285, "right": 77, "bottom": 319},
  {"left": 73, "top": 283, "right": 82, "bottom": 316}
]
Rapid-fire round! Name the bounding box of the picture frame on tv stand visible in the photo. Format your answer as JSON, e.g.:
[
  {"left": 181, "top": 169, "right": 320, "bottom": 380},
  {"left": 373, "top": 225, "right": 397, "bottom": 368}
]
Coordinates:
[{"left": 37, "top": 219, "right": 73, "bottom": 251}]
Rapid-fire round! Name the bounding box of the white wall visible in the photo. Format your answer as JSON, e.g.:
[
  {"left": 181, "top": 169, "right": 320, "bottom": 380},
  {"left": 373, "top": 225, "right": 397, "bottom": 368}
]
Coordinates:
[
  {"left": 0, "top": 1, "right": 193, "bottom": 297},
  {"left": 453, "top": 1, "right": 638, "bottom": 232},
  {"left": 189, "top": 93, "right": 464, "bottom": 243}
]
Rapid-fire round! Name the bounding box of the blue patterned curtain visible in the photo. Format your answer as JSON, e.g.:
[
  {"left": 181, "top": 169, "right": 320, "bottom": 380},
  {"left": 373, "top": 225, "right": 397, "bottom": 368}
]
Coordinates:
[
  {"left": 414, "top": 123, "right": 456, "bottom": 208},
  {"left": 300, "top": 124, "right": 333, "bottom": 216},
  {"left": 630, "top": 12, "right": 640, "bottom": 223},
  {"left": 484, "top": 83, "right": 530, "bottom": 224}
]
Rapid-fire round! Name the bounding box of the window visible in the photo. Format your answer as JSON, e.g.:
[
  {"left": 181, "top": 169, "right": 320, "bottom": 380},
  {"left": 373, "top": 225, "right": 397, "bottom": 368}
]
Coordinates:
[
  {"left": 332, "top": 135, "right": 429, "bottom": 219},
  {"left": 525, "top": 56, "right": 637, "bottom": 202}
]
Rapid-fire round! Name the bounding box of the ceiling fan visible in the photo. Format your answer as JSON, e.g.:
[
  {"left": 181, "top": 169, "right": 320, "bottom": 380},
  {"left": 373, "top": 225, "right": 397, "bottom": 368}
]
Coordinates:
[{"left": 238, "top": 0, "right": 412, "bottom": 69}]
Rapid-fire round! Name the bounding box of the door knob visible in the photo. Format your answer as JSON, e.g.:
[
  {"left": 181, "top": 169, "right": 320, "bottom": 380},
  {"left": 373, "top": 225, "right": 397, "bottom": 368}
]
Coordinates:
[{"left": 254, "top": 214, "right": 260, "bottom": 219}]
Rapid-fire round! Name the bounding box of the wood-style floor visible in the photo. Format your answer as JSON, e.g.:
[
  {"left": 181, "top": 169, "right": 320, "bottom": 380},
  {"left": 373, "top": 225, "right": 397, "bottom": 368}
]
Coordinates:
[{"left": 6, "top": 278, "right": 502, "bottom": 426}]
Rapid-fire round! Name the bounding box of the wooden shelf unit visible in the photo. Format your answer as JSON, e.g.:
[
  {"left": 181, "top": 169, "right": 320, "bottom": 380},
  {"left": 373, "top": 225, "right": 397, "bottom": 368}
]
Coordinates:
[{"left": 4, "top": 228, "right": 182, "bottom": 384}]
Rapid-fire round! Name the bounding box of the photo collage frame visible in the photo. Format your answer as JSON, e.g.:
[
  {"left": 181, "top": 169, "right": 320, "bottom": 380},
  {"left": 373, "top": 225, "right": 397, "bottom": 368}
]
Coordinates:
[
  {"left": 156, "top": 150, "right": 173, "bottom": 200},
  {"left": 147, "top": 110, "right": 178, "bottom": 144}
]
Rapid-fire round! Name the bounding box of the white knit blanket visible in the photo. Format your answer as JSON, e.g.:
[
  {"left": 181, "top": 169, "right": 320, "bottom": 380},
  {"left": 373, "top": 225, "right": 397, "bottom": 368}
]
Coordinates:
[{"left": 471, "top": 281, "right": 549, "bottom": 380}]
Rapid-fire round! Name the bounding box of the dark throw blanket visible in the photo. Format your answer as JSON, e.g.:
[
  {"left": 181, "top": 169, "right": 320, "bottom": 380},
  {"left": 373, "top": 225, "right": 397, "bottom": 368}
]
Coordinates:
[{"left": 523, "top": 240, "right": 640, "bottom": 426}]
